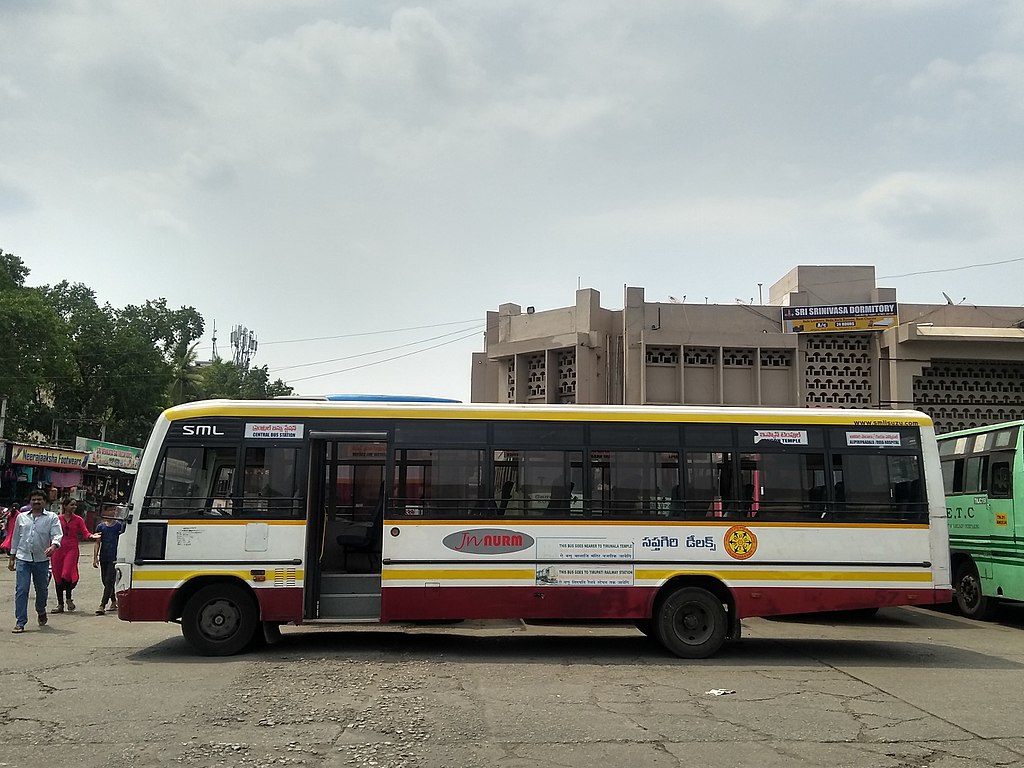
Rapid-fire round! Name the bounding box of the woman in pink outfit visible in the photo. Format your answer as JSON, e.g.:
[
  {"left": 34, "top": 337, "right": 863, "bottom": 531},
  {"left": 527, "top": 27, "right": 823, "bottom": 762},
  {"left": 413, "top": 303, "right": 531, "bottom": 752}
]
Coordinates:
[
  {"left": 51, "top": 499, "right": 98, "bottom": 612},
  {"left": 1, "top": 503, "right": 22, "bottom": 554}
]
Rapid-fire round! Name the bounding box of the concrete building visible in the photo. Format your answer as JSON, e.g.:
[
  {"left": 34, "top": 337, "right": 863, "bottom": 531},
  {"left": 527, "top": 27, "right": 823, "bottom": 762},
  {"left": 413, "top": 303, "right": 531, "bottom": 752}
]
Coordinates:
[{"left": 471, "top": 265, "right": 1024, "bottom": 433}]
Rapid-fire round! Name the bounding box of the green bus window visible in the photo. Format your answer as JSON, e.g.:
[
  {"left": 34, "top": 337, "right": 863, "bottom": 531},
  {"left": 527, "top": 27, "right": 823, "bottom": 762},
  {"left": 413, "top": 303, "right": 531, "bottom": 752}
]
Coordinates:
[
  {"left": 964, "top": 456, "right": 989, "bottom": 494},
  {"left": 993, "top": 428, "right": 1019, "bottom": 449},
  {"left": 941, "top": 460, "right": 957, "bottom": 495},
  {"left": 991, "top": 462, "right": 1012, "bottom": 499}
]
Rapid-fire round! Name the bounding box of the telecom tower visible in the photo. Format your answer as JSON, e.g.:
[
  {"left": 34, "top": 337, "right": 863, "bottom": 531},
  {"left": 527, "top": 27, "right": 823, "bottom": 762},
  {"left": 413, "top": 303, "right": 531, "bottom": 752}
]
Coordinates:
[
  {"left": 211, "top": 320, "right": 220, "bottom": 361},
  {"left": 231, "top": 325, "right": 258, "bottom": 370}
]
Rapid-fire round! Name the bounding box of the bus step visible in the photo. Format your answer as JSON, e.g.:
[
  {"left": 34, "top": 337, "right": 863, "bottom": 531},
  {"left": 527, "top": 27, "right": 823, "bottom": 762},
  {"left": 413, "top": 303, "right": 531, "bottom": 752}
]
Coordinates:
[
  {"left": 318, "top": 592, "right": 381, "bottom": 619},
  {"left": 320, "top": 573, "right": 382, "bottom": 595}
]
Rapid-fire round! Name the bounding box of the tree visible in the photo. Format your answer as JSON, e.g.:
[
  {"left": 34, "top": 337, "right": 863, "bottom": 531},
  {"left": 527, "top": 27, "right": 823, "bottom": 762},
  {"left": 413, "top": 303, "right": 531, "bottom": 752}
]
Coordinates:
[
  {"left": 240, "top": 365, "right": 294, "bottom": 399},
  {"left": 0, "top": 251, "right": 73, "bottom": 439},
  {"left": 2, "top": 248, "right": 292, "bottom": 445},
  {"left": 120, "top": 299, "right": 204, "bottom": 357},
  {"left": 197, "top": 360, "right": 293, "bottom": 401},
  {"left": 0, "top": 249, "right": 29, "bottom": 291},
  {"left": 168, "top": 342, "right": 203, "bottom": 405}
]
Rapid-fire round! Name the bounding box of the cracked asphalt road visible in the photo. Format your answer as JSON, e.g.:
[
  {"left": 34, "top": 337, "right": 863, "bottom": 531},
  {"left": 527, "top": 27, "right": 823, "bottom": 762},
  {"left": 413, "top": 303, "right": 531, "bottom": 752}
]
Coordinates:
[{"left": 3, "top": 559, "right": 1024, "bottom": 768}]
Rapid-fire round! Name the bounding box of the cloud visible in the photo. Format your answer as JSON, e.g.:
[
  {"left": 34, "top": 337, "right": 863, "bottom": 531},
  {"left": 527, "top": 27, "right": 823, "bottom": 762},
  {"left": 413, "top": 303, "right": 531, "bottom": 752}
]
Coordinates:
[
  {"left": 860, "top": 173, "right": 993, "bottom": 241},
  {"left": 565, "top": 197, "right": 803, "bottom": 237},
  {"left": 0, "top": 176, "right": 33, "bottom": 214},
  {"left": 0, "top": 74, "right": 25, "bottom": 100},
  {"left": 179, "top": 151, "right": 238, "bottom": 191},
  {"left": 140, "top": 208, "right": 190, "bottom": 236}
]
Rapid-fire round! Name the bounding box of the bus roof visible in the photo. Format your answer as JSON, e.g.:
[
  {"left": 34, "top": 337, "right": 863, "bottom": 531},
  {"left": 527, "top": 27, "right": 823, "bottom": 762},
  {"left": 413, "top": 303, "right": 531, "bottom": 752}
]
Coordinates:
[
  {"left": 275, "top": 394, "right": 462, "bottom": 403},
  {"left": 162, "top": 400, "right": 934, "bottom": 427},
  {"left": 936, "top": 420, "right": 1024, "bottom": 439}
]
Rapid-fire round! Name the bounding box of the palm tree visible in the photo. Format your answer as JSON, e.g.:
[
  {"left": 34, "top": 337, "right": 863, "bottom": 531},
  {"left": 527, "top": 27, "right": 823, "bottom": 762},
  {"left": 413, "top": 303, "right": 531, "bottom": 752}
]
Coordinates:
[{"left": 168, "top": 342, "right": 203, "bottom": 405}]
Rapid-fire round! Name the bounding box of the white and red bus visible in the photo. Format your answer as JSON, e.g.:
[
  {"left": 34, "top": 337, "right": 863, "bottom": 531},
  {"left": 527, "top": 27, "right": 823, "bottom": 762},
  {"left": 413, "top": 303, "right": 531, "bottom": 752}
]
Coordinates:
[{"left": 114, "top": 397, "right": 951, "bottom": 658}]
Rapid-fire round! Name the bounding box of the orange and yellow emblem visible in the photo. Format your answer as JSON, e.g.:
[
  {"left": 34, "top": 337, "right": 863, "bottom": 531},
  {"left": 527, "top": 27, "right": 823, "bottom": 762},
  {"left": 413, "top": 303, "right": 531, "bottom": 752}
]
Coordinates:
[{"left": 724, "top": 525, "right": 757, "bottom": 560}]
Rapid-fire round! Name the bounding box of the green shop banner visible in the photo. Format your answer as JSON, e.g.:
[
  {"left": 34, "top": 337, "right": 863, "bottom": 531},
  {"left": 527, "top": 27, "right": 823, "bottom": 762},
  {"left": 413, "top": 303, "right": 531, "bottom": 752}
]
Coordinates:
[{"left": 75, "top": 438, "right": 142, "bottom": 470}]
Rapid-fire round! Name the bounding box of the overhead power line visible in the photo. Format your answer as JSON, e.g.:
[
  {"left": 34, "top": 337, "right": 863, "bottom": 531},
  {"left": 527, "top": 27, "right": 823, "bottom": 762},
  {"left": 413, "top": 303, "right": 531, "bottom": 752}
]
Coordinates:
[
  {"left": 286, "top": 328, "right": 484, "bottom": 383},
  {"left": 271, "top": 326, "right": 485, "bottom": 373},
  {"left": 878, "top": 257, "right": 1024, "bottom": 280}
]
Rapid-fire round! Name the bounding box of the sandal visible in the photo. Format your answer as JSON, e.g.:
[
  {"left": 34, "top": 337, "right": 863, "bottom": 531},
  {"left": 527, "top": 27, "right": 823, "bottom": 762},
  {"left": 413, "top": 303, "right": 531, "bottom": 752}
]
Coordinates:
[{"left": 12, "top": 626, "right": 25, "bottom": 633}]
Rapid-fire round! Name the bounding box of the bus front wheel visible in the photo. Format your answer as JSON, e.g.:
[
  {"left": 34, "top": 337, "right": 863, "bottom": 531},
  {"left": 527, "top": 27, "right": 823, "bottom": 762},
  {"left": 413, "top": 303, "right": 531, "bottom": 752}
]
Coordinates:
[
  {"left": 182, "top": 584, "right": 258, "bottom": 656},
  {"left": 655, "top": 587, "right": 727, "bottom": 659},
  {"left": 954, "top": 561, "right": 998, "bottom": 621}
]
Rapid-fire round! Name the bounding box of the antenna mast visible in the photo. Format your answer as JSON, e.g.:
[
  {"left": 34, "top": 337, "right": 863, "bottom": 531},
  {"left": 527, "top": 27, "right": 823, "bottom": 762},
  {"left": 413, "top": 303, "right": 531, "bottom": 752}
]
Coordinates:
[
  {"left": 211, "top": 320, "right": 220, "bottom": 361},
  {"left": 230, "top": 325, "right": 258, "bottom": 370}
]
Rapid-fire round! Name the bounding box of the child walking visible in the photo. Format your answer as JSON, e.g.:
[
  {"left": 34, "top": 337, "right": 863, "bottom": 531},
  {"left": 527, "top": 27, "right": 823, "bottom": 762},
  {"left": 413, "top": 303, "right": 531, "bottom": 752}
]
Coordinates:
[{"left": 93, "top": 507, "right": 125, "bottom": 615}]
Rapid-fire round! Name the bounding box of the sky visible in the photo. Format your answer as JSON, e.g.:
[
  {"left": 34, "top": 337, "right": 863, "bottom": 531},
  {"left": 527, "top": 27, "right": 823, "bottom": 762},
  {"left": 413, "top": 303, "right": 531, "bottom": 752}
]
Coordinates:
[{"left": 2, "top": 0, "right": 1022, "bottom": 403}]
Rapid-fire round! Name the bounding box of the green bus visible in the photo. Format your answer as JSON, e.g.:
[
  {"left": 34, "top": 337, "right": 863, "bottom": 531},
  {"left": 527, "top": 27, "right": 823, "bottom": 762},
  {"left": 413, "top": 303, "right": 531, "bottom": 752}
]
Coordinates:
[{"left": 938, "top": 421, "right": 1024, "bottom": 619}]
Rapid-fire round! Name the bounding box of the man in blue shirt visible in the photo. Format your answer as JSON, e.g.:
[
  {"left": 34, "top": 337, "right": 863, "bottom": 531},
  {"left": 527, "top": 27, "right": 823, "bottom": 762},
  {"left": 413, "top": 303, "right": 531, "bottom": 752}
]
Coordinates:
[{"left": 7, "top": 488, "right": 63, "bottom": 633}]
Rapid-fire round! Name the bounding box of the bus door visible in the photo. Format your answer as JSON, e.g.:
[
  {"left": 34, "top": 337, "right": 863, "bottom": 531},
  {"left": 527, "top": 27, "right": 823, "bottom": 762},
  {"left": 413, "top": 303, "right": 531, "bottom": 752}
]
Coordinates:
[
  {"left": 305, "top": 433, "right": 388, "bottom": 620},
  {"left": 986, "top": 451, "right": 1015, "bottom": 580}
]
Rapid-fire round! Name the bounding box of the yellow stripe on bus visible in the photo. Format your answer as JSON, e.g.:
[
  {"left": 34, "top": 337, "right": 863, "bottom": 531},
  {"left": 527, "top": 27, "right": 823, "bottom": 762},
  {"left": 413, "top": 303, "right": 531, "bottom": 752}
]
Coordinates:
[
  {"left": 162, "top": 519, "right": 306, "bottom": 526},
  {"left": 131, "top": 569, "right": 305, "bottom": 582},
  {"left": 634, "top": 569, "right": 934, "bottom": 583},
  {"left": 379, "top": 568, "right": 932, "bottom": 584},
  {"left": 383, "top": 569, "right": 536, "bottom": 581},
  {"left": 382, "top": 519, "right": 929, "bottom": 529},
  {"left": 165, "top": 402, "right": 931, "bottom": 427}
]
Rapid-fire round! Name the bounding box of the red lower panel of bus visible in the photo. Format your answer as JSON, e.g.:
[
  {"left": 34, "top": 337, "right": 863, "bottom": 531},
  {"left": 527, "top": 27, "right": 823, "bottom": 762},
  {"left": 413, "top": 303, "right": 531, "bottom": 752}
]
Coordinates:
[
  {"left": 116, "top": 587, "right": 304, "bottom": 623},
  {"left": 378, "top": 586, "right": 953, "bottom": 622},
  {"left": 118, "top": 584, "right": 952, "bottom": 624}
]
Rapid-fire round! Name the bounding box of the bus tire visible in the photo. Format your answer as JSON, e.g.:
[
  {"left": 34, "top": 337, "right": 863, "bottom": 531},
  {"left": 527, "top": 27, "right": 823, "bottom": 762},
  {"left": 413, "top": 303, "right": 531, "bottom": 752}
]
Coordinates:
[
  {"left": 654, "top": 587, "right": 727, "bottom": 659},
  {"left": 181, "top": 584, "right": 258, "bottom": 656},
  {"left": 954, "top": 560, "right": 998, "bottom": 621}
]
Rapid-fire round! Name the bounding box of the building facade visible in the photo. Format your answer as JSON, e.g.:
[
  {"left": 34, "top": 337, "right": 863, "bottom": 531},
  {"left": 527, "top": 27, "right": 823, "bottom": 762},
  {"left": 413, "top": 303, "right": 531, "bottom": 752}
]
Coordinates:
[{"left": 471, "top": 266, "right": 1024, "bottom": 433}]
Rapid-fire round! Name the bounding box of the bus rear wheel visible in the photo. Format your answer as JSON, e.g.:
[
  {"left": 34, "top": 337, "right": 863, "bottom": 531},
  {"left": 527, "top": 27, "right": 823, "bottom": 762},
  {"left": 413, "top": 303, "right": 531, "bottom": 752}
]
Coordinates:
[
  {"left": 182, "top": 584, "right": 258, "bottom": 656},
  {"left": 954, "top": 560, "right": 998, "bottom": 621},
  {"left": 655, "top": 587, "right": 727, "bottom": 659}
]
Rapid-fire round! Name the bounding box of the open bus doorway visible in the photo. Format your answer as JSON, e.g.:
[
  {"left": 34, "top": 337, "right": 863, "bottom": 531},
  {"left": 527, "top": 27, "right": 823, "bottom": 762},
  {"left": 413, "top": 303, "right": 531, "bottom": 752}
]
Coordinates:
[{"left": 306, "top": 436, "right": 387, "bottom": 620}]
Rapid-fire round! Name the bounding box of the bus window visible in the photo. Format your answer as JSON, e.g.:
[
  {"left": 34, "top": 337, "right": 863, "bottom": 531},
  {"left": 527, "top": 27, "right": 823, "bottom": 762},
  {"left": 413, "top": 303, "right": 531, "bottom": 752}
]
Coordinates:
[
  {"left": 993, "top": 427, "right": 1019, "bottom": 449},
  {"left": 393, "top": 449, "right": 486, "bottom": 518},
  {"left": 239, "top": 446, "right": 303, "bottom": 518},
  {"left": 492, "top": 450, "right": 583, "bottom": 518},
  {"left": 738, "top": 452, "right": 827, "bottom": 518},
  {"left": 684, "top": 451, "right": 733, "bottom": 518},
  {"left": 941, "top": 459, "right": 959, "bottom": 495},
  {"left": 964, "top": 455, "right": 989, "bottom": 494},
  {"left": 589, "top": 451, "right": 679, "bottom": 518},
  {"left": 990, "top": 459, "right": 1012, "bottom": 499},
  {"left": 832, "top": 453, "right": 925, "bottom": 520},
  {"left": 144, "top": 445, "right": 238, "bottom": 519}
]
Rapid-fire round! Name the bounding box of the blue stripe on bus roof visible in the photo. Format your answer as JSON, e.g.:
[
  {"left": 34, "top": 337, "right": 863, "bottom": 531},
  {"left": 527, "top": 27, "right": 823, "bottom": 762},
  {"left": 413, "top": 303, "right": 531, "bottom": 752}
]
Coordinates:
[{"left": 324, "top": 394, "right": 462, "bottom": 403}]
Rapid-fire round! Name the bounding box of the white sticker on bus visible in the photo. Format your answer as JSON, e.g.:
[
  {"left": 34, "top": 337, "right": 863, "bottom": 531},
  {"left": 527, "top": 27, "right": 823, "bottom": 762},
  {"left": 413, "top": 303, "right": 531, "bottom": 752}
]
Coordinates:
[
  {"left": 535, "top": 565, "right": 634, "bottom": 587},
  {"left": 244, "top": 422, "right": 304, "bottom": 439},
  {"left": 536, "top": 539, "right": 634, "bottom": 561},
  {"left": 754, "top": 429, "right": 808, "bottom": 445},
  {"left": 846, "top": 431, "right": 901, "bottom": 447}
]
